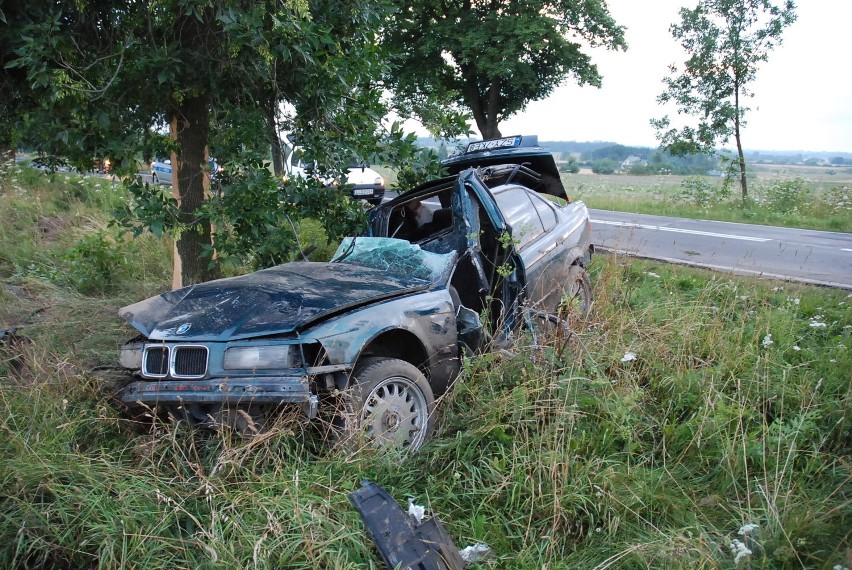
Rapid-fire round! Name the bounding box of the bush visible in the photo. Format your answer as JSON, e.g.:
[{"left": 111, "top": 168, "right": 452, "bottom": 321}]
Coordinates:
[
  {"left": 560, "top": 159, "right": 580, "bottom": 174},
  {"left": 764, "top": 177, "right": 810, "bottom": 213},
  {"left": 819, "top": 184, "right": 851, "bottom": 216},
  {"left": 591, "top": 158, "right": 618, "bottom": 174},
  {"left": 64, "top": 230, "right": 127, "bottom": 294},
  {"left": 675, "top": 176, "right": 730, "bottom": 207}
]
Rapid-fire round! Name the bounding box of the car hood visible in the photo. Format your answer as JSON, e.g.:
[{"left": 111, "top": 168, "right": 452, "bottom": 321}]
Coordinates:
[{"left": 119, "top": 262, "right": 431, "bottom": 341}]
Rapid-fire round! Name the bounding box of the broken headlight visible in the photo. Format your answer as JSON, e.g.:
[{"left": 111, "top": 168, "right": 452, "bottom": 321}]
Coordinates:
[
  {"left": 119, "top": 342, "right": 143, "bottom": 369},
  {"left": 223, "top": 345, "right": 294, "bottom": 370}
]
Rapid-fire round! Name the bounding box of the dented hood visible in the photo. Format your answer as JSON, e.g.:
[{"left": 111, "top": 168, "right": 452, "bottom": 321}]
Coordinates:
[{"left": 119, "top": 262, "right": 430, "bottom": 341}]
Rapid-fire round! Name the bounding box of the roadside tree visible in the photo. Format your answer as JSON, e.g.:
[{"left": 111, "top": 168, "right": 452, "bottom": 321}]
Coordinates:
[
  {"left": 385, "top": 0, "right": 626, "bottom": 139},
  {"left": 652, "top": 0, "right": 796, "bottom": 202},
  {"left": 5, "top": 0, "right": 454, "bottom": 287}
]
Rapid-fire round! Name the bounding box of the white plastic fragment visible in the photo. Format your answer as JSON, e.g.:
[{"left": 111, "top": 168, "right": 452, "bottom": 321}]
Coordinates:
[
  {"left": 407, "top": 498, "right": 425, "bottom": 524},
  {"left": 620, "top": 352, "right": 637, "bottom": 363},
  {"left": 460, "top": 543, "right": 492, "bottom": 563}
]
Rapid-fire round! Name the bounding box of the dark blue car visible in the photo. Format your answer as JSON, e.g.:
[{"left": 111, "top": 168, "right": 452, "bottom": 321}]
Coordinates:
[{"left": 116, "top": 135, "right": 593, "bottom": 450}]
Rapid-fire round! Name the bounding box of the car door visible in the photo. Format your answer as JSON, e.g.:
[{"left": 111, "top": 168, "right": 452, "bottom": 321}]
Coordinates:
[{"left": 488, "top": 185, "right": 578, "bottom": 321}]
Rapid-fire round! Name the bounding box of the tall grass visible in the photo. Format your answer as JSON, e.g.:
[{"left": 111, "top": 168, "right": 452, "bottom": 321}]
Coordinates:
[{"left": 1, "top": 164, "right": 850, "bottom": 568}]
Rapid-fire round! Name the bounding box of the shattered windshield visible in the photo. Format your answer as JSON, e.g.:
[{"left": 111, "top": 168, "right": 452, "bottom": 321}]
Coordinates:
[{"left": 332, "top": 237, "right": 455, "bottom": 283}]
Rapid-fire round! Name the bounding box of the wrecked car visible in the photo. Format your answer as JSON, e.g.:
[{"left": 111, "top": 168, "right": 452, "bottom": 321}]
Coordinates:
[{"left": 116, "top": 135, "right": 593, "bottom": 450}]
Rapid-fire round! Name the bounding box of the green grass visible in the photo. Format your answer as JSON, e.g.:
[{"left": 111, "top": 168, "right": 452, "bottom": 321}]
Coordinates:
[{"left": 1, "top": 164, "right": 850, "bottom": 568}]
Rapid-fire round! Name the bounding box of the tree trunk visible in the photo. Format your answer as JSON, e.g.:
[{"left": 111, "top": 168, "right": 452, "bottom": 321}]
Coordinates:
[
  {"left": 170, "top": 93, "right": 219, "bottom": 289},
  {"left": 463, "top": 72, "right": 502, "bottom": 140},
  {"left": 483, "top": 77, "right": 502, "bottom": 139},
  {"left": 733, "top": 71, "right": 748, "bottom": 202},
  {"left": 267, "top": 101, "right": 284, "bottom": 177}
]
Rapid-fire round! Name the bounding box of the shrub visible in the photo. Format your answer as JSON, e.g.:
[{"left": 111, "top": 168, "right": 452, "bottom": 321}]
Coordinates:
[
  {"left": 819, "top": 184, "right": 852, "bottom": 216},
  {"left": 591, "top": 158, "right": 618, "bottom": 174},
  {"left": 676, "top": 176, "right": 730, "bottom": 207},
  {"left": 764, "top": 177, "right": 809, "bottom": 213},
  {"left": 64, "top": 230, "right": 127, "bottom": 294}
]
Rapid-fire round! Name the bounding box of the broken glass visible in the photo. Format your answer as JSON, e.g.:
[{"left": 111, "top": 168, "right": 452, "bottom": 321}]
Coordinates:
[{"left": 332, "top": 237, "right": 455, "bottom": 283}]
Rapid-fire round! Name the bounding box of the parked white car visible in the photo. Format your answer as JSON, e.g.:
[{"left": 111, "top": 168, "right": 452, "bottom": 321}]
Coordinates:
[{"left": 287, "top": 148, "right": 385, "bottom": 205}]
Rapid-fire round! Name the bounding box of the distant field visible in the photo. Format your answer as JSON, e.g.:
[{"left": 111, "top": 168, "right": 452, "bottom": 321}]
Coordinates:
[{"left": 562, "top": 166, "right": 851, "bottom": 233}]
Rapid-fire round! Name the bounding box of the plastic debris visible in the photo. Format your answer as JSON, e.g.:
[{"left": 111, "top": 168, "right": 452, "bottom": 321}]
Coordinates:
[
  {"left": 407, "top": 498, "right": 426, "bottom": 525},
  {"left": 459, "top": 543, "right": 491, "bottom": 564},
  {"left": 349, "top": 480, "right": 466, "bottom": 570},
  {"left": 620, "top": 352, "right": 637, "bottom": 362}
]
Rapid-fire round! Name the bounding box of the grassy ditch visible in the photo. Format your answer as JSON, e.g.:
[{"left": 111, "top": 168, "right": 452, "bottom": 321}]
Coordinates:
[{"left": 1, "top": 165, "right": 850, "bottom": 568}]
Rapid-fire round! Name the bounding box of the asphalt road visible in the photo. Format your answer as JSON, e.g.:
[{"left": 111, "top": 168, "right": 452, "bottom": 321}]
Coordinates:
[{"left": 590, "top": 209, "right": 852, "bottom": 290}]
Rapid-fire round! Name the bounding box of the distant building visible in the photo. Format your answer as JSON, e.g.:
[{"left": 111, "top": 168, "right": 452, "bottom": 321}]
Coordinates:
[{"left": 620, "top": 155, "right": 647, "bottom": 170}]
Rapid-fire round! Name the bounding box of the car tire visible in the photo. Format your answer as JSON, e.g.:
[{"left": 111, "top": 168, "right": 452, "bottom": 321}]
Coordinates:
[
  {"left": 561, "top": 265, "right": 593, "bottom": 320},
  {"left": 340, "top": 357, "right": 435, "bottom": 451}
]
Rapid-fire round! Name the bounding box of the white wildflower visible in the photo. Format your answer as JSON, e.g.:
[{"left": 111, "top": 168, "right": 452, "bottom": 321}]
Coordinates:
[
  {"left": 621, "top": 352, "right": 637, "bottom": 363},
  {"left": 793, "top": 345, "right": 801, "bottom": 351},
  {"left": 645, "top": 271, "right": 660, "bottom": 278},
  {"left": 762, "top": 334, "right": 773, "bottom": 348},
  {"left": 832, "top": 564, "right": 849, "bottom": 570},
  {"left": 738, "top": 523, "right": 759, "bottom": 535},
  {"left": 772, "top": 286, "right": 784, "bottom": 292},
  {"left": 787, "top": 297, "right": 800, "bottom": 305},
  {"left": 737, "top": 295, "right": 749, "bottom": 301},
  {"left": 730, "top": 539, "right": 752, "bottom": 565},
  {"left": 809, "top": 321, "right": 827, "bottom": 329}
]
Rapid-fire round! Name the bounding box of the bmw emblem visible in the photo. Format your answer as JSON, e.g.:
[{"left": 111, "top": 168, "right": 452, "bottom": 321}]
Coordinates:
[{"left": 176, "top": 323, "right": 192, "bottom": 335}]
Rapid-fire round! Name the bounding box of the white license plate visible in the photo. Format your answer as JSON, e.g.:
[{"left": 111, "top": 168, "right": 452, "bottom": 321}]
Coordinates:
[{"left": 353, "top": 188, "right": 373, "bottom": 196}]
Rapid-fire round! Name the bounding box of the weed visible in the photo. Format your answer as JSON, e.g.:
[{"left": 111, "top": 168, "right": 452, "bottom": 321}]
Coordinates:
[{"left": 64, "top": 230, "right": 128, "bottom": 295}]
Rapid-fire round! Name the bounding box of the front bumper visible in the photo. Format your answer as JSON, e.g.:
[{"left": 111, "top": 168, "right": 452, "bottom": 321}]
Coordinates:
[
  {"left": 348, "top": 184, "right": 385, "bottom": 202},
  {"left": 119, "top": 376, "right": 316, "bottom": 416}
]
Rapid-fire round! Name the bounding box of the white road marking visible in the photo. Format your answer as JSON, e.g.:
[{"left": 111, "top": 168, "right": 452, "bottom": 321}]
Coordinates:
[{"left": 592, "top": 219, "right": 773, "bottom": 242}]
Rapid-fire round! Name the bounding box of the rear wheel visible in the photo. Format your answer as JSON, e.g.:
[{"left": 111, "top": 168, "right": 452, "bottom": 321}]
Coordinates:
[
  {"left": 560, "top": 265, "right": 593, "bottom": 321},
  {"left": 339, "top": 358, "right": 435, "bottom": 451}
]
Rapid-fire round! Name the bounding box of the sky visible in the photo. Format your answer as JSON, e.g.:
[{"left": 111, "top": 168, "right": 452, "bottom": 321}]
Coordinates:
[{"left": 487, "top": 0, "right": 852, "bottom": 153}]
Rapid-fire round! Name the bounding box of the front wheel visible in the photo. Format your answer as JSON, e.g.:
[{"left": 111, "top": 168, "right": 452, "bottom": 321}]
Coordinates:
[{"left": 342, "top": 358, "right": 435, "bottom": 451}]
